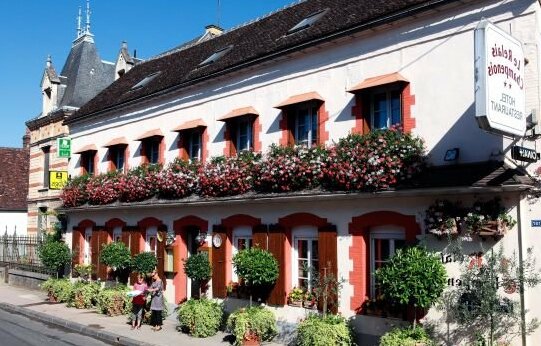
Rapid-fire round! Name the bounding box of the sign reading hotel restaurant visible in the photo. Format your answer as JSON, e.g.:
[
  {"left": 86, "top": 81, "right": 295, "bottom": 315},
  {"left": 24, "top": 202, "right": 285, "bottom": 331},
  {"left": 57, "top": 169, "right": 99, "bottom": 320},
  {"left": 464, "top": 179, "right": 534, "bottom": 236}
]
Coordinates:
[
  {"left": 475, "top": 20, "right": 526, "bottom": 137},
  {"left": 56, "top": 137, "right": 71, "bottom": 158},
  {"left": 49, "top": 171, "right": 69, "bottom": 190}
]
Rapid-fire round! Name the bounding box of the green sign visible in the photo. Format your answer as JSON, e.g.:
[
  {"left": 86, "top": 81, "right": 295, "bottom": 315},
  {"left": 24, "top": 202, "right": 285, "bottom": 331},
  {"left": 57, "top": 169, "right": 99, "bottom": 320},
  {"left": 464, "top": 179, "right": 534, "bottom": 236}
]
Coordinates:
[
  {"left": 49, "top": 171, "right": 69, "bottom": 190},
  {"left": 57, "top": 138, "right": 71, "bottom": 158}
]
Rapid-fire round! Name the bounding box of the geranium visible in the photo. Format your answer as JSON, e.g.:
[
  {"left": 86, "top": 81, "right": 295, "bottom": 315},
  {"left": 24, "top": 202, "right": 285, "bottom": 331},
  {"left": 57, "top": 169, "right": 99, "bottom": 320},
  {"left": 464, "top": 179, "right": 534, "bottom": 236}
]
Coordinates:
[
  {"left": 424, "top": 200, "right": 462, "bottom": 237},
  {"left": 464, "top": 198, "right": 516, "bottom": 235},
  {"left": 60, "top": 174, "right": 90, "bottom": 207},
  {"left": 199, "top": 152, "right": 260, "bottom": 197},
  {"left": 156, "top": 158, "right": 198, "bottom": 199},
  {"left": 118, "top": 164, "right": 161, "bottom": 202},
  {"left": 86, "top": 171, "right": 122, "bottom": 205},
  {"left": 253, "top": 145, "right": 325, "bottom": 193}
]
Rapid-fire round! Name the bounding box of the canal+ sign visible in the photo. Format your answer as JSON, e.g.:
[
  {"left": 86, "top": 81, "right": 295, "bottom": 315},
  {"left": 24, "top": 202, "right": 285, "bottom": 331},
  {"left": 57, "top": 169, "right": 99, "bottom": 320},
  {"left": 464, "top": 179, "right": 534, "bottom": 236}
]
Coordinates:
[{"left": 475, "top": 20, "right": 526, "bottom": 137}]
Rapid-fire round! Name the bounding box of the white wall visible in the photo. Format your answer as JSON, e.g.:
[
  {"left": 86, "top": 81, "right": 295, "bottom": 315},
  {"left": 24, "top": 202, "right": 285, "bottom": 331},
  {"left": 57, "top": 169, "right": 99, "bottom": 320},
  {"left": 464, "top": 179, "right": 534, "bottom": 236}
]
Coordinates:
[{"left": 0, "top": 211, "right": 28, "bottom": 235}]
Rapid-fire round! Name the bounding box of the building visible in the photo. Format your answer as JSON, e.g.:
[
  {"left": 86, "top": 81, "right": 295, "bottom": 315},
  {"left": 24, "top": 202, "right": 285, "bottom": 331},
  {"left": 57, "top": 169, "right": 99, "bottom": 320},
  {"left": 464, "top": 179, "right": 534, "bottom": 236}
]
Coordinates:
[
  {"left": 0, "top": 139, "right": 29, "bottom": 235},
  {"left": 61, "top": 0, "right": 541, "bottom": 344},
  {"left": 24, "top": 4, "right": 138, "bottom": 234}
]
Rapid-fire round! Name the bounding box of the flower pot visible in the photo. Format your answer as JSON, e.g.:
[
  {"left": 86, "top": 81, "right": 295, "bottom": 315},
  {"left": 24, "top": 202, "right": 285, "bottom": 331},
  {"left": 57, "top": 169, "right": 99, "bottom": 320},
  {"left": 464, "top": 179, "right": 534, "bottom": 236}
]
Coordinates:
[
  {"left": 477, "top": 220, "right": 506, "bottom": 237},
  {"left": 428, "top": 219, "right": 458, "bottom": 239},
  {"left": 288, "top": 300, "right": 302, "bottom": 308},
  {"left": 242, "top": 339, "right": 260, "bottom": 346},
  {"left": 303, "top": 300, "right": 317, "bottom": 309}
]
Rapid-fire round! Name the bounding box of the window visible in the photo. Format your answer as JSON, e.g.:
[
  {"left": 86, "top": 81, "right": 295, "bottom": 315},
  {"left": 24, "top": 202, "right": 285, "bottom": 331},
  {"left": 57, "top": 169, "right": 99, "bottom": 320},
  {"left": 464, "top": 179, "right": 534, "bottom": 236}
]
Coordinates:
[
  {"left": 131, "top": 71, "right": 161, "bottom": 90},
  {"left": 81, "top": 151, "right": 96, "bottom": 175},
  {"left": 232, "top": 227, "right": 253, "bottom": 282},
  {"left": 113, "top": 227, "right": 122, "bottom": 243},
  {"left": 235, "top": 118, "right": 253, "bottom": 152},
  {"left": 182, "top": 129, "right": 202, "bottom": 161},
  {"left": 109, "top": 146, "right": 125, "bottom": 171},
  {"left": 290, "top": 102, "right": 318, "bottom": 146},
  {"left": 370, "top": 89, "right": 401, "bottom": 130},
  {"left": 142, "top": 138, "right": 161, "bottom": 164},
  {"left": 42, "top": 146, "right": 50, "bottom": 188},
  {"left": 84, "top": 229, "right": 92, "bottom": 265},
  {"left": 288, "top": 9, "right": 328, "bottom": 34},
  {"left": 146, "top": 228, "right": 158, "bottom": 256},
  {"left": 370, "top": 230, "right": 405, "bottom": 298},
  {"left": 292, "top": 227, "right": 319, "bottom": 290},
  {"left": 199, "top": 46, "right": 233, "bottom": 67}
]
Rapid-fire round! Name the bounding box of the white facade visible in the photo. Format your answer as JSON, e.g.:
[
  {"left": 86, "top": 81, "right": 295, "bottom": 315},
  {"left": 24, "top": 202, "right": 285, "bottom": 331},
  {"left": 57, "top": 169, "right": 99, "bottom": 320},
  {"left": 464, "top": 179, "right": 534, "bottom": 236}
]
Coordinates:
[
  {"left": 0, "top": 211, "right": 28, "bottom": 235},
  {"left": 64, "top": 0, "right": 541, "bottom": 344}
]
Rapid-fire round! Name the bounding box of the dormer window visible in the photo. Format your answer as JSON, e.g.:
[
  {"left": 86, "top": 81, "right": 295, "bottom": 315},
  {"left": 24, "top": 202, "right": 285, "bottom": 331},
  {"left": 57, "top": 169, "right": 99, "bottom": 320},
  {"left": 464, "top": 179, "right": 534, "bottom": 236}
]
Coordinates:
[
  {"left": 288, "top": 9, "right": 328, "bottom": 34},
  {"left": 199, "top": 45, "right": 233, "bottom": 67},
  {"left": 131, "top": 71, "right": 161, "bottom": 90},
  {"left": 44, "top": 87, "right": 52, "bottom": 99}
]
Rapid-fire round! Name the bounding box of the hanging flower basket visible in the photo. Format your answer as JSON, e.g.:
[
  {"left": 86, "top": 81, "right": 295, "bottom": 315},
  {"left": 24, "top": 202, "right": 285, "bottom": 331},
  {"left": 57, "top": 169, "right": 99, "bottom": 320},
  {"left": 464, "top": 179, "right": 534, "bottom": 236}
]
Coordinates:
[{"left": 427, "top": 218, "right": 459, "bottom": 238}]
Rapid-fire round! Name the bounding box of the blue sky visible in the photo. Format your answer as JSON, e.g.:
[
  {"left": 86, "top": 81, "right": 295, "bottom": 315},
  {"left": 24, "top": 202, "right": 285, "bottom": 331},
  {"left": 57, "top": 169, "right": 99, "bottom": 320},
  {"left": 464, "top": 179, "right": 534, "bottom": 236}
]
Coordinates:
[{"left": 0, "top": 0, "right": 294, "bottom": 148}]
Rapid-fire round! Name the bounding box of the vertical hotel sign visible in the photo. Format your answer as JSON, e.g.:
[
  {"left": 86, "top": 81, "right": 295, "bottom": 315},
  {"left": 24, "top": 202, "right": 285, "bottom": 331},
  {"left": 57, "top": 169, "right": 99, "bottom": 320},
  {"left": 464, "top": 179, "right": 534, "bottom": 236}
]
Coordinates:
[{"left": 475, "top": 20, "right": 526, "bottom": 137}]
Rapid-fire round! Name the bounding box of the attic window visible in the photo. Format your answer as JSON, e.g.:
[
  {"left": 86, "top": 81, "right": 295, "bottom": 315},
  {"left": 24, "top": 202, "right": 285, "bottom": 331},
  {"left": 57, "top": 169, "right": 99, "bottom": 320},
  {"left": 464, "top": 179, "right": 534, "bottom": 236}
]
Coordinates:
[
  {"left": 131, "top": 71, "right": 161, "bottom": 90},
  {"left": 288, "top": 9, "right": 328, "bottom": 34},
  {"left": 199, "top": 45, "right": 233, "bottom": 67}
]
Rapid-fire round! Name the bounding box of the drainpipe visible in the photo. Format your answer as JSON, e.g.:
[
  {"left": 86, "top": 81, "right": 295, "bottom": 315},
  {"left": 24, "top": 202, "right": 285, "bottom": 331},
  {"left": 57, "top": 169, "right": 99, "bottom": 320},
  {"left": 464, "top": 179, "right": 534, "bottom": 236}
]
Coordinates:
[{"left": 517, "top": 193, "right": 526, "bottom": 346}]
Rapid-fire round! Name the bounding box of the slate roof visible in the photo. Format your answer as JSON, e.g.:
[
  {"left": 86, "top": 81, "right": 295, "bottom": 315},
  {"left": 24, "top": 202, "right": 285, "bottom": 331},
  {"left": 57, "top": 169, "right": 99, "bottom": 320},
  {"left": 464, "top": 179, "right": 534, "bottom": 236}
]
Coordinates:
[
  {"left": 66, "top": 0, "right": 456, "bottom": 124},
  {"left": 0, "top": 148, "right": 29, "bottom": 211}
]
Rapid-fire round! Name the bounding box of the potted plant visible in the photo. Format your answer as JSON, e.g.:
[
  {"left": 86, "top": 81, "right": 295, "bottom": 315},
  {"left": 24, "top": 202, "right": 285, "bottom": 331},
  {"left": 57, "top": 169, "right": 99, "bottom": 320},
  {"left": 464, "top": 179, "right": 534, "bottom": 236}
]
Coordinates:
[
  {"left": 96, "top": 285, "right": 130, "bottom": 316},
  {"left": 68, "top": 281, "right": 101, "bottom": 309},
  {"left": 73, "top": 263, "right": 94, "bottom": 282},
  {"left": 424, "top": 200, "right": 461, "bottom": 238},
  {"left": 380, "top": 326, "right": 434, "bottom": 346},
  {"left": 38, "top": 237, "right": 72, "bottom": 278},
  {"left": 131, "top": 252, "right": 157, "bottom": 276},
  {"left": 177, "top": 298, "right": 223, "bottom": 337},
  {"left": 99, "top": 241, "right": 131, "bottom": 283},
  {"left": 464, "top": 198, "right": 516, "bottom": 237},
  {"left": 375, "top": 246, "right": 446, "bottom": 327},
  {"left": 184, "top": 252, "right": 212, "bottom": 298},
  {"left": 232, "top": 248, "right": 279, "bottom": 304},
  {"left": 296, "top": 314, "right": 352, "bottom": 346},
  {"left": 226, "top": 306, "right": 278, "bottom": 346},
  {"left": 287, "top": 287, "right": 304, "bottom": 307},
  {"left": 41, "top": 278, "right": 73, "bottom": 303},
  {"left": 303, "top": 289, "right": 317, "bottom": 309}
]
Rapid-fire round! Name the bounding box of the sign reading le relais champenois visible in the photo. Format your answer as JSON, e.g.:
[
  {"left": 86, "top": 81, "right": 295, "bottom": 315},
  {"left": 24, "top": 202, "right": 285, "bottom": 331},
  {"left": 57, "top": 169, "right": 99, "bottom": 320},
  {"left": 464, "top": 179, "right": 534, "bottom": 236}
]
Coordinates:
[{"left": 475, "top": 19, "right": 526, "bottom": 137}]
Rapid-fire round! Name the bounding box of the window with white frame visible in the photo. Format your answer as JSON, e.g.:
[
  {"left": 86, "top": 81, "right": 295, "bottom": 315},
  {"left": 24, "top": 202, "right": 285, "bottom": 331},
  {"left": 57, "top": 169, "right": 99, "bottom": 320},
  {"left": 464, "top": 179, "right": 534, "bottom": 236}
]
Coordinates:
[
  {"left": 113, "top": 227, "right": 122, "bottom": 243},
  {"left": 84, "top": 228, "right": 92, "bottom": 265},
  {"left": 370, "top": 228, "right": 405, "bottom": 298},
  {"left": 292, "top": 226, "right": 318, "bottom": 290},
  {"left": 188, "top": 130, "right": 201, "bottom": 161},
  {"left": 290, "top": 102, "right": 318, "bottom": 146},
  {"left": 145, "top": 227, "right": 158, "bottom": 256},
  {"left": 235, "top": 117, "right": 253, "bottom": 152},
  {"left": 369, "top": 88, "right": 401, "bottom": 130},
  {"left": 231, "top": 226, "right": 253, "bottom": 282}
]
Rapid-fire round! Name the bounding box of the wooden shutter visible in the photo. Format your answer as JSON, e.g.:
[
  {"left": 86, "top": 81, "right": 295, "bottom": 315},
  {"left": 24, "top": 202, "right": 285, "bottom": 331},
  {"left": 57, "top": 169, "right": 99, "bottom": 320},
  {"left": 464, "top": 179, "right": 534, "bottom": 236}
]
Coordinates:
[
  {"left": 157, "top": 225, "right": 167, "bottom": 291},
  {"left": 286, "top": 110, "right": 295, "bottom": 145},
  {"left": 71, "top": 227, "right": 84, "bottom": 267},
  {"left": 129, "top": 227, "right": 144, "bottom": 285},
  {"left": 267, "top": 224, "right": 286, "bottom": 305},
  {"left": 121, "top": 227, "right": 131, "bottom": 249},
  {"left": 211, "top": 225, "right": 227, "bottom": 298},
  {"left": 252, "top": 224, "right": 268, "bottom": 250},
  {"left": 318, "top": 224, "right": 338, "bottom": 313},
  {"left": 97, "top": 229, "right": 109, "bottom": 280},
  {"left": 90, "top": 228, "right": 100, "bottom": 280}
]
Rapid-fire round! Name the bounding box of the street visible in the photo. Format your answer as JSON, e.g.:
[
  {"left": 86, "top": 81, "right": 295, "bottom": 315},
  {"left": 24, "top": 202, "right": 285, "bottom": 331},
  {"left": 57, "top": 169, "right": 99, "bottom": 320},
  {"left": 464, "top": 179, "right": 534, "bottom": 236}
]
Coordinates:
[{"left": 0, "top": 307, "right": 112, "bottom": 346}]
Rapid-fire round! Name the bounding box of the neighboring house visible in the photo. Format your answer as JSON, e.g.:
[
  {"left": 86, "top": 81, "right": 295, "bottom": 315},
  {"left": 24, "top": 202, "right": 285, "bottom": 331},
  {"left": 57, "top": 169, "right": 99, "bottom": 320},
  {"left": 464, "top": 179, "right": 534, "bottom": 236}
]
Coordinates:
[
  {"left": 0, "top": 142, "right": 29, "bottom": 235},
  {"left": 24, "top": 5, "right": 139, "bottom": 234},
  {"left": 61, "top": 0, "right": 541, "bottom": 344}
]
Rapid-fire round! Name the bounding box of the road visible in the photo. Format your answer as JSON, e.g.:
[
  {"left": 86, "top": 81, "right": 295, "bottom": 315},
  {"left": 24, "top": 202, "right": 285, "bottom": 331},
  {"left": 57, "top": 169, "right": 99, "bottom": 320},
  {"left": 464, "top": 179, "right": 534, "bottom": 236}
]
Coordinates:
[{"left": 0, "top": 308, "right": 113, "bottom": 346}]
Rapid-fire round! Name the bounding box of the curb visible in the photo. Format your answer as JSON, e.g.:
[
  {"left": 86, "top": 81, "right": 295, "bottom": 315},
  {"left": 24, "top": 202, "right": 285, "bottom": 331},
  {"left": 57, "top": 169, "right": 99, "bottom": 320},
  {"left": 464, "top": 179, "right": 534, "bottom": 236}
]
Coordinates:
[{"left": 0, "top": 302, "right": 154, "bottom": 346}]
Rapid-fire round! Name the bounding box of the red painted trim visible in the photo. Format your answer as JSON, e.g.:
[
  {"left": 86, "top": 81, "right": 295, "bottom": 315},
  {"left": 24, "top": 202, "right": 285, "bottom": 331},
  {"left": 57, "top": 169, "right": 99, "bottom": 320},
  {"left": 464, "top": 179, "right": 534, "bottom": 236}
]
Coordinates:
[
  {"left": 223, "top": 122, "right": 233, "bottom": 157},
  {"left": 402, "top": 84, "right": 416, "bottom": 133},
  {"left": 202, "top": 127, "right": 209, "bottom": 162},
  {"left": 78, "top": 219, "right": 96, "bottom": 229},
  {"left": 348, "top": 211, "right": 420, "bottom": 314},
  {"left": 158, "top": 137, "right": 165, "bottom": 165},
  {"left": 279, "top": 110, "right": 289, "bottom": 147},
  {"left": 172, "top": 216, "right": 209, "bottom": 303},
  {"left": 253, "top": 116, "right": 262, "bottom": 153},
  {"left": 105, "top": 218, "right": 126, "bottom": 229},
  {"left": 137, "top": 217, "right": 163, "bottom": 228},
  {"left": 220, "top": 214, "right": 262, "bottom": 286},
  {"left": 318, "top": 102, "right": 329, "bottom": 145}
]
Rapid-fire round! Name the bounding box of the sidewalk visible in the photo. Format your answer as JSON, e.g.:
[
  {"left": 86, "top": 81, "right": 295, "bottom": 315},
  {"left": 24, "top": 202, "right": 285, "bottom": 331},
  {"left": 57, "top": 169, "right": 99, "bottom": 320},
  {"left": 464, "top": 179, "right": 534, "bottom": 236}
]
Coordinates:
[{"left": 0, "top": 283, "right": 283, "bottom": 346}]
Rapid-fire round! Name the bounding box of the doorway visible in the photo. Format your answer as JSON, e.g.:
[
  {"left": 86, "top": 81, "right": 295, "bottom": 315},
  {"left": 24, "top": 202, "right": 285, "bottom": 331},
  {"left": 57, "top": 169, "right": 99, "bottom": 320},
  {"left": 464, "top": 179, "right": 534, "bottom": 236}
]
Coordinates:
[{"left": 186, "top": 226, "right": 200, "bottom": 299}]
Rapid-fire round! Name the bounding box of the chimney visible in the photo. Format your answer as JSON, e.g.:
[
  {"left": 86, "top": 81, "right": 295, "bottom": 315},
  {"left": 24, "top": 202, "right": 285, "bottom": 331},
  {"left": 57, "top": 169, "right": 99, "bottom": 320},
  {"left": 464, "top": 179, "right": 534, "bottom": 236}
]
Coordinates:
[
  {"left": 22, "top": 129, "right": 30, "bottom": 151},
  {"left": 205, "top": 24, "right": 224, "bottom": 37}
]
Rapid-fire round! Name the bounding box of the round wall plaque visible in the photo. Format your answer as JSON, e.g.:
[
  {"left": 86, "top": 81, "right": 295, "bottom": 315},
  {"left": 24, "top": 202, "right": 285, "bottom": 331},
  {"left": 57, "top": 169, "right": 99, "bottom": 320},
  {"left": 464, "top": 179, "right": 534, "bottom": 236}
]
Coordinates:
[{"left": 212, "top": 234, "right": 222, "bottom": 248}]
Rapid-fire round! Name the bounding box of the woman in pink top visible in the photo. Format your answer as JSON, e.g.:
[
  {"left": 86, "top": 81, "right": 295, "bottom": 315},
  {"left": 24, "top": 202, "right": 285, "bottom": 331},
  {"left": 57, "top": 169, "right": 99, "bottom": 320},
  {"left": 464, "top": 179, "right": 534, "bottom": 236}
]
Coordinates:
[{"left": 131, "top": 274, "right": 148, "bottom": 330}]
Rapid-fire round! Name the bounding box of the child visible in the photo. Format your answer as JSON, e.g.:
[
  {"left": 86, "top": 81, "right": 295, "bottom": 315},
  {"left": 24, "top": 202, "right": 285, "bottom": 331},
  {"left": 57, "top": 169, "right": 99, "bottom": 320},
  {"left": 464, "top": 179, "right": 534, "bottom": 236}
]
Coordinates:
[{"left": 131, "top": 274, "right": 148, "bottom": 330}]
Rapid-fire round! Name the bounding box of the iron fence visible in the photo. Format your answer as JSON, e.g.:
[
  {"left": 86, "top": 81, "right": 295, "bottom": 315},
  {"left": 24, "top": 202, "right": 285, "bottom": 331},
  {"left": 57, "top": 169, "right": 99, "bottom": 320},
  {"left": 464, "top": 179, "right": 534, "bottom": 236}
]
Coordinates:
[{"left": 0, "top": 232, "right": 55, "bottom": 275}]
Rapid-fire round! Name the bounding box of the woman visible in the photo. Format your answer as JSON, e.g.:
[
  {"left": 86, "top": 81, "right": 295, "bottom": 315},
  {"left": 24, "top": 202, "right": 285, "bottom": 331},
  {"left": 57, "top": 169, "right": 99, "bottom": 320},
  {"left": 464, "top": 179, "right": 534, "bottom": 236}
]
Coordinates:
[
  {"left": 131, "top": 274, "right": 147, "bottom": 330},
  {"left": 147, "top": 270, "right": 164, "bottom": 331}
]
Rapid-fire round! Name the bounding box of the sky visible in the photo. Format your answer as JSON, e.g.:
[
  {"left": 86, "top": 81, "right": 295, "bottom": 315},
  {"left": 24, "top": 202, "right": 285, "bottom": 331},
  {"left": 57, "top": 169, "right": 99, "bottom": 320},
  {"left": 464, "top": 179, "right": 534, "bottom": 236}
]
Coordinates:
[{"left": 0, "top": 0, "right": 295, "bottom": 148}]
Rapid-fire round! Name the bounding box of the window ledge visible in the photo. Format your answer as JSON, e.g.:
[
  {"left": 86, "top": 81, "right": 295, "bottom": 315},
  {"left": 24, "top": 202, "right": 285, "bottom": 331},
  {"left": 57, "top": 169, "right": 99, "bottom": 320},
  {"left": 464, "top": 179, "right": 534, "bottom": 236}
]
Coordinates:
[{"left": 38, "top": 188, "right": 49, "bottom": 192}]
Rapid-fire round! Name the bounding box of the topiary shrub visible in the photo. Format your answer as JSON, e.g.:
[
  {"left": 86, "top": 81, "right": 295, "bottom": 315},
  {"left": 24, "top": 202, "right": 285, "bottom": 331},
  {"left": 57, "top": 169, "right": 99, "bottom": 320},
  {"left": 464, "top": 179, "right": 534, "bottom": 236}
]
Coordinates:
[
  {"left": 375, "top": 246, "right": 446, "bottom": 326},
  {"left": 38, "top": 239, "right": 71, "bottom": 274},
  {"left": 99, "top": 242, "right": 131, "bottom": 283},
  {"left": 67, "top": 282, "right": 101, "bottom": 309},
  {"left": 41, "top": 278, "right": 73, "bottom": 303},
  {"left": 184, "top": 252, "right": 212, "bottom": 298},
  {"left": 226, "top": 306, "right": 277, "bottom": 345},
  {"left": 131, "top": 252, "right": 157, "bottom": 275},
  {"left": 177, "top": 298, "right": 223, "bottom": 337},
  {"left": 296, "top": 314, "right": 352, "bottom": 346},
  {"left": 232, "top": 247, "right": 279, "bottom": 302},
  {"left": 379, "top": 326, "right": 434, "bottom": 346}
]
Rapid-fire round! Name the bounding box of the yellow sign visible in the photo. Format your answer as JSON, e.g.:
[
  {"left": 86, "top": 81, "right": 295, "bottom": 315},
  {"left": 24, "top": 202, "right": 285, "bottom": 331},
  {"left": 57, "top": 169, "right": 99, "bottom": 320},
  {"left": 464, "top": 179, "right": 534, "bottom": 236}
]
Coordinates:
[{"left": 49, "top": 171, "right": 69, "bottom": 190}]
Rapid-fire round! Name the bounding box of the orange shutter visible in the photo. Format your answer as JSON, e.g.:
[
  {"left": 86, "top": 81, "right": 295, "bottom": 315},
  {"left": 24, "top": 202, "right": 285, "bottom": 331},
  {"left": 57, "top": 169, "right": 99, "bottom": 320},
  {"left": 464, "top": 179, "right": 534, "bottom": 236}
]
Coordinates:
[
  {"left": 98, "top": 229, "right": 109, "bottom": 280},
  {"left": 267, "top": 224, "right": 286, "bottom": 305},
  {"left": 91, "top": 227, "right": 100, "bottom": 280},
  {"left": 157, "top": 225, "right": 167, "bottom": 291},
  {"left": 71, "top": 227, "right": 84, "bottom": 267},
  {"left": 318, "top": 224, "right": 338, "bottom": 313},
  {"left": 211, "top": 225, "right": 227, "bottom": 298},
  {"left": 252, "top": 224, "right": 268, "bottom": 250}
]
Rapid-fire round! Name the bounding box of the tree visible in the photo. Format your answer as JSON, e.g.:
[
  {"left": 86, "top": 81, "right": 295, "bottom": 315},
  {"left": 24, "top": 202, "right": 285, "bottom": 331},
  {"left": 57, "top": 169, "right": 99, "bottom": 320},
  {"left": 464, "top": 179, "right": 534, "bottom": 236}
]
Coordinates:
[
  {"left": 131, "top": 252, "right": 157, "bottom": 274},
  {"left": 38, "top": 238, "right": 71, "bottom": 276},
  {"left": 375, "top": 246, "right": 447, "bottom": 327},
  {"left": 184, "top": 252, "right": 212, "bottom": 298},
  {"left": 99, "top": 242, "right": 131, "bottom": 283},
  {"left": 233, "top": 248, "right": 279, "bottom": 305}
]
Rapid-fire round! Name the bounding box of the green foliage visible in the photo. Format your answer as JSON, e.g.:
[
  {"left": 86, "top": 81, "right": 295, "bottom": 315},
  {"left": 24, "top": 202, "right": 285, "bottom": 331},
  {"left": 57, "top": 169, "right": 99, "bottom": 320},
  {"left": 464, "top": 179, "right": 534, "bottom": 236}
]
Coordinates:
[
  {"left": 38, "top": 239, "right": 71, "bottom": 271},
  {"left": 41, "top": 278, "right": 73, "bottom": 303},
  {"left": 309, "top": 263, "right": 345, "bottom": 314},
  {"left": 296, "top": 314, "right": 352, "bottom": 346},
  {"left": 380, "top": 326, "right": 434, "bottom": 346},
  {"left": 232, "top": 248, "right": 279, "bottom": 286},
  {"left": 99, "top": 242, "right": 131, "bottom": 270},
  {"left": 68, "top": 282, "right": 101, "bottom": 309},
  {"left": 131, "top": 252, "right": 157, "bottom": 274},
  {"left": 73, "top": 264, "right": 94, "bottom": 281},
  {"left": 96, "top": 286, "right": 130, "bottom": 316},
  {"left": 177, "top": 298, "right": 224, "bottom": 337},
  {"left": 184, "top": 253, "right": 212, "bottom": 282},
  {"left": 375, "top": 246, "right": 446, "bottom": 311},
  {"left": 226, "top": 306, "right": 277, "bottom": 345}
]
